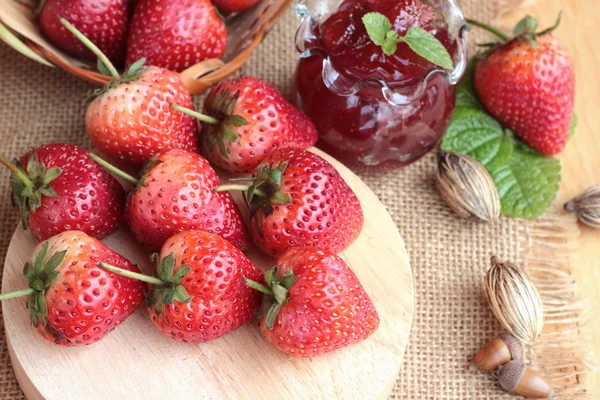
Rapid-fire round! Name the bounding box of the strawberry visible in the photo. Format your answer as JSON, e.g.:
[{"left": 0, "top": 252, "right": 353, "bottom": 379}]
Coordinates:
[
  {"left": 1, "top": 144, "right": 125, "bottom": 242},
  {"left": 212, "top": 0, "right": 261, "bottom": 14},
  {"left": 60, "top": 19, "right": 200, "bottom": 169},
  {"left": 216, "top": 148, "right": 363, "bottom": 257},
  {"left": 125, "top": 0, "right": 228, "bottom": 73},
  {"left": 244, "top": 247, "right": 379, "bottom": 357},
  {"left": 99, "top": 230, "right": 263, "bottom": 343},
  {"left": 471, "top": 15, "right": 575, "bottom": 156},
  {"left": 0, "top": 231, "right": 146, "bottom": 346},
  {"left": 38, "top": 0, "right": 131, "bottom": 65},
  {"left": 90, "top": 149, "right": 249, "bottom": 252},
  {"left": 172, "top": 76, "right": 318, "bottom": 174}
]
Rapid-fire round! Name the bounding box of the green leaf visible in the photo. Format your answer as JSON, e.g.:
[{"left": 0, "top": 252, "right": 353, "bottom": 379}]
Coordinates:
[
  {"left": 33, "top": 242, "right": 49, "bottom": 274},
  {"left": 173, "top": 285, "right": 191, "bottom": 303},
  {"left": 174, "top": 265, "right": 191, "bottom": 282},
  {"left": 158, "top": 254, "right": 175, "bottom": 281},
  {"left": 513, "top": 15, "right": 539, "bottom": 36},
  {"left": 39, "top": 186, "right": 58, "bottom": 198},
  {"left": 127, "top": 57, "right": 146, "bottom": 76},
  {"left": 265, "top": 302, "right": 282, "bottom": 330},
  {"left": 222, "top": 125, "right": 238, "bottom": 142},
  {"left": 362, "top": 12, "right": 392, "bottom": 47},
  {"left": 97, "top": 58, "right": 112, "bottom": 77},
  {"left": 37, "top": 291, "right": 47, "bottom": 318},
  {"left": 401, "top": 27, "right": 454, "bottom": 70},
  {"left": 242, "top": 277, "right": 273, "bottom": 296},
  {"left": 225, "top": 115, "right": 248, "bottom": 127},
  {"left": 488, "top": 147, "right": 561, "bottom": 218},
  {"left": 43, "top": 167, "right": 62, "bottom": 185},
  {"left": 44, "top": 250, "right": 67, "bottom": 274},
  {"left": 165, "top": 288, "right": 176, "bottom": 305},
  {"left": 272, "top": 284, "right": 288, "bottom": 305},
  {"left": 29, "top": 278, "right": 44, "bottom": 292},
  {"left": 267, "top": 168, "right": 282, "bottom": 185},
  {"left": 569, "top": 113, "right": 577, "bottom": 138}
]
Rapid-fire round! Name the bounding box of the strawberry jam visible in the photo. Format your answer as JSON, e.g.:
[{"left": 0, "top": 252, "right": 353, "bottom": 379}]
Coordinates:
[{"left": 293, "top": 0, "right": 462, "bottom": 165}]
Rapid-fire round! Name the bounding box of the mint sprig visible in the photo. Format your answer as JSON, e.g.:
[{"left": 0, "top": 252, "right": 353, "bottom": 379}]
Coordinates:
[
  {"left": 362, "top": 12, "right": 454, "bottom": 70},
  {"left": 441, "top": 61, "right": 565, "bottom": 219}
]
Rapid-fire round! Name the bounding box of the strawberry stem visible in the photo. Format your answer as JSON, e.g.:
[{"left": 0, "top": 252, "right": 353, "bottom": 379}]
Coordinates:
[
  {"left": 0, "top": 287, "right": 35, "bottom": 301},
  {"left": 59, "top": 18, "right": 120, "bottom": 80},
  {"left": 89, "top": 153, "right": 138, "bottom": 185},
  {"left": 170, "top": 104, "right": 220, "bottom": 125},
  {"left": 466, "top": 19, "right": 510, "bottom": 41},
  {"left": 97, "top": 262, "right": 164, "bottom": 285},
  {"left": 214, "top": 184, "right": 267, "bottom": 197},
  {"left": 0, "top": 154, "right": 33, "bottom": 187}
]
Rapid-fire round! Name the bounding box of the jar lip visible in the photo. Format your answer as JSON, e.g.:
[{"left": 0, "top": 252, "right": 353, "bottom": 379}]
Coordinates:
[{"left": 295, "top": 0, "right": 469, "bottom": 106}]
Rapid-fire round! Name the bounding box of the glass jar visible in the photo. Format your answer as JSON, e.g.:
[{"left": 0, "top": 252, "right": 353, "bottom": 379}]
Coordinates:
[{"left": 293, "top": 0, "right": 468, "bottom": 166}]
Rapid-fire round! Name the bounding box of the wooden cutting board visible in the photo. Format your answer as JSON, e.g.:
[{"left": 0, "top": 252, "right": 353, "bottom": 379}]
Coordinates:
[{"left": 2, "top": 149, "right": 414, "bottom": 400}]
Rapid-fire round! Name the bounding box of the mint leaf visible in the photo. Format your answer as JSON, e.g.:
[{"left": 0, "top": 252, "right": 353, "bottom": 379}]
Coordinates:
[
  {"left": 401, "top": 27, "right": 454, "bottom": 70},
  {"left": 442, "top": 108, "right": 511, "bottom": 166},
  {"left": 569, "top": 113, "right": 577, "bottom": 138},
  {"left": 362, "top": 12, "right": 392, "bottom": 47},
  {"left": 488, "top": 147, "right": 560, "bottom": 218}
]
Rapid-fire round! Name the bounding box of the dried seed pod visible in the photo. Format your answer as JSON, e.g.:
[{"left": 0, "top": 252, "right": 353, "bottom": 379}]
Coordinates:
[
  {"left": 436, "top": 151, "right": 500, "bottom": 222},
  {"left": 498, "top": 360, "right": 553, "bottom": 398},
  {"left": 564, "top": 185, "right": 600, "bottom": 229},
  {"left": 485, "top": 256, "right": 544, "bottom": 345},
  {"left": 472, "top": 333, "right": 523, "bottom": 371}
]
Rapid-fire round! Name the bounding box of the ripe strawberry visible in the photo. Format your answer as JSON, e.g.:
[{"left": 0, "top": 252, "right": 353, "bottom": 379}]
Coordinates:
[
  {"left": 38, "top": 0, "right": 131, "bottom": 65},
  {"left": 244, "top": 247, "right": 379, "bottom": 357},
  {"left": 212, "top": 0, "right": 261, "bottom": 14},
  {"left": 91, "top": 149, "right": 249, "bottom": 252},
  {"left": 472, "top": 15, "right": 575, "bottom": 156},
  {"left": 60, "top": 19, "right": 200, "bottom": 169},
  {"left": 216, "top": 148, "right": 363, "bottom": 257},
  {"left": 172, "top": 76, "right": 318, "bottom": 173},
  {"left": 99, "top": 230, "right": 263, "bottom": 343},
  {"left": 0, "top": 231, "right": 146, "bottom": 346},
  {"left": 1, "top": 144, "right": 125, "bottom": 242},
  {"left": 125, "top": 0, "right": 228, "bottom": 73}
]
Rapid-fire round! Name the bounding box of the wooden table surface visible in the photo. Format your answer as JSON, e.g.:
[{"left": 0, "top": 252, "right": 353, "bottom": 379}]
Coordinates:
[{"left": 498, "top": 0, "right": 600, "bottom": 395}]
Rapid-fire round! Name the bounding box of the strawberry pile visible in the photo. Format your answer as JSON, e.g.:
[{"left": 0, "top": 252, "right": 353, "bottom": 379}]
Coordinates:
[
  {"left": 0, "top": 19, "right": 377, "bottom": 356},
  {"left": 37, "top": 0, "right": 259, "bottom": 73}
]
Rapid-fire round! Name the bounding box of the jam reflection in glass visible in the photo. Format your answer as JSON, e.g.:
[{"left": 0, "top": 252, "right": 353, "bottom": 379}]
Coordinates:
[{"left": 293, "top": 0, "right": 467, "bottom": 166}]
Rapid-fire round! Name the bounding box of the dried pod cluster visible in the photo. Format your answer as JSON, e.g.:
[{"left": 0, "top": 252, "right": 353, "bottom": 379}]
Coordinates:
[
  {"left": 436, "top": 151, "right": 500, "bottom": 222},
  {"left": 485, "top": 256, "right": 544, "bottom": 345},
  {"left": 564, "top": 185, "right": 600, "bottom": 229}
]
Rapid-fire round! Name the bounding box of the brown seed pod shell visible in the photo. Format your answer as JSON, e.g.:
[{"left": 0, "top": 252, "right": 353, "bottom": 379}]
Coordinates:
[
  {"left": 472, "top": 333, "right": 523, "bottom": 371},
  {"left": 564, "top": 185, "right": 600, "bottom": 229},
  {"left": 498, "top": 360, "right": 553, "bottom": 398},
  {"left": 436, "top": 151, "right": 500, "bottom": 222},
  {"left": 485, "top": 257, "right": 544, "bottom": 345}
]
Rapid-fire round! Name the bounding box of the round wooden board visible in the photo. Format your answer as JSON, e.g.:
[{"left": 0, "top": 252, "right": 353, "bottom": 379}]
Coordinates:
[{"left": 2, "top": 149, "right": 414, "bottom": 400}]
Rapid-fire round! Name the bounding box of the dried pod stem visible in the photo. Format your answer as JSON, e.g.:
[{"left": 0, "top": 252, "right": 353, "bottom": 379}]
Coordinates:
[
  {"left": 485, "top": 256, "right": 544, "bottom": 345},
  {"left": 472, "top": 333, "right": 523, "bottom": 371},
  {"left": 498, "top": 360, "right": 553, "bottom": 398},
  {"left": 564, "top": 185, "right": 600, "bottom": 229},
  {"left": 436, "top": 151, "right": 500, "bottom": 222}
]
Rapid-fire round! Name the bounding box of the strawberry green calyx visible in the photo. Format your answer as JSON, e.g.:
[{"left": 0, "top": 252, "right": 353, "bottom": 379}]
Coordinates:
[
  {"left": 243, "top": 267, "right": 299, "bottom": 330},
  {"left": 89, "top": 153, "right": 164, "bottom": 191},
  {"left": 59, "top": 18, "right": 147, "bottom": 103},
  {"left": 467, "top": 12, "right": 562, "bottom": 50},
  {"left": 1, "top": 152, "right": 61, "bottom": 229},
  {"left": 171, "top": 88, "right": 249, "bottom": 158},
  {"left": 214, "top": 161, "right": 292, "bottom": 214},
  {"left": 98, "top": 253, "right": 192, "bottom": 316},
  {"left": 0, "top": 242, "right": 67, "bottom": 327},
  {"left": 362, "top": 12, "right": 453, "bottom": 70}
]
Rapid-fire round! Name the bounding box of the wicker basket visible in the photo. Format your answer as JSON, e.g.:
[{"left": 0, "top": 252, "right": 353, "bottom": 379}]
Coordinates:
[{"left": 0, "top": 0, "right": 292, "bottom": 95}]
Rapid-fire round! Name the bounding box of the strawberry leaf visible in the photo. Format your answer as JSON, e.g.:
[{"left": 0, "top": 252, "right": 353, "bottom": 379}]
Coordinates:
[{"left": 513, "top": 15, "right": 539, "bottom": 36}]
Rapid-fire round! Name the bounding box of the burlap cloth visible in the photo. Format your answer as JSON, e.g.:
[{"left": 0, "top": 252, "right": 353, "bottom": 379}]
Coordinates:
[{"left": 0, "top": 0, "right": 593, "bottom": 398}]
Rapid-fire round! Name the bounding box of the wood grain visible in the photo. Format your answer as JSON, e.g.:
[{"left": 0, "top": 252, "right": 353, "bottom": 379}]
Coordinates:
[
  {"left": 498, "top": 0, "right": 600, "bottom": 395},
  {"left": 1, "top": 149, "right": 414, "bottom": 400}
]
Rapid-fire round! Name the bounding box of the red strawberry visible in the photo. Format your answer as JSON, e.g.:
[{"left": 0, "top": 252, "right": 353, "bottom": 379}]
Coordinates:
[
  {"left": 172, "top": 76, "right": 318, "bottom": 173},
  {"left": 99, "top": 230, "right": 263, "bottom": 343},
  {"left": 125, "top": 0, "right": 228, "bottom": 73},
  {"left": 216, "top": 148, "right": 363, "bottom": 257},
  {"left": 1, "top": 144, "right": 125, "bottom": 242},
  {"left": 244, "top": 247, "right": 379, "bottom": 357},
  {"left": 91, "top": 149, "right": 249, "bottom": 252},
  {"left": 212, "top": 0, "right": 261, "bottom": 14},
  {"left": 38, "top": 0, "right": 131, "bottom": 65},
  {"left": 0, "top": 231, "right": 146, "bottom": 346},
  {"left": 59, "top": 19, "right": 200, "bottom": 169},
  {"left": 472, "top": 15, "right": 575, "bottom": 156}
]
